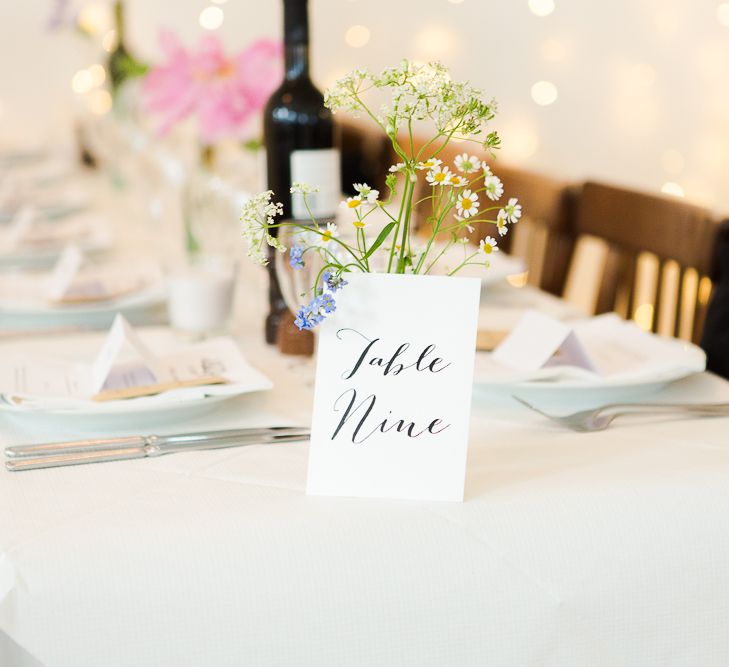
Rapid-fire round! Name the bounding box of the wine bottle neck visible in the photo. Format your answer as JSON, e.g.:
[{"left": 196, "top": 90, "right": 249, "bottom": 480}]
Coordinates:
[
  {"left": 285, "top": 44, "right": 309, "bottom": 80},
  {"left": 283, "top": 0, "right": 310, "bottom": 80},
  {"left": 114, "top": 0, "right": 126, "bottom": 48}
]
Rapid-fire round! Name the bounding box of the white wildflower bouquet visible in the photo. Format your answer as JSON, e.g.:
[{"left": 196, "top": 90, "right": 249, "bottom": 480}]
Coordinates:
[{"left": 240, "top": 59, "right": 521, "bottom": 330}]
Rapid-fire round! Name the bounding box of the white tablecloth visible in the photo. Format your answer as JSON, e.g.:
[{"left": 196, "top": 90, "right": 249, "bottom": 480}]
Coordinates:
[
  {"left": 1, "top": 322, "right": 728, "bottom": 666},
  {"left": 2, "top": 171, "right": 729, "bottom": 666}
]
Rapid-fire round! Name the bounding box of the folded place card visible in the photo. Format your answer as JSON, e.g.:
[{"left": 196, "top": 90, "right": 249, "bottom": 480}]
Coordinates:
[
  {"left": 0, "top": 315, "right": 262, "bottom": 403},
  {"left": 307, "top": 273, "right": 481, "bottom": 502},
  {"left": 45, "top": 244, "right": 84, "bottom": 302},
  {"left": 4, "top": 205, "right": 37, "bottom": 250},
  {"left": 491, "top": 310, "right": 598, "bottom": 373}
]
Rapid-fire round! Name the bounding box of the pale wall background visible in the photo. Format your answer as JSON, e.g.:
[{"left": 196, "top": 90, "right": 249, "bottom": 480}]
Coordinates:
[{"left": 1, "top": 0, "right": 728, "bottom": 213}]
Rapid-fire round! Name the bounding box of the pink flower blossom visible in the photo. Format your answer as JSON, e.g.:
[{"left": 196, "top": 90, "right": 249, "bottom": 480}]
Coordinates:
[{"left": 143, "top": 32, "right": 282, "bottom": 145}]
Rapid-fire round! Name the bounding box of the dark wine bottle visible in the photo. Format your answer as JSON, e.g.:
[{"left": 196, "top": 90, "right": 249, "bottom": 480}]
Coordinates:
[
  {"left": 107, "top": 1, "right": 147, "bottom": 95},
  {"left": 263, "top": 0, "right": 340, "bottom": 344}
]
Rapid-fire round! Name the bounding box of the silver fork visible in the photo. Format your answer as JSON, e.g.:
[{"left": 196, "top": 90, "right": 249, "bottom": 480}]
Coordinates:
[{"left": 513, "top": 396, "right": 729, "bottom": 432}]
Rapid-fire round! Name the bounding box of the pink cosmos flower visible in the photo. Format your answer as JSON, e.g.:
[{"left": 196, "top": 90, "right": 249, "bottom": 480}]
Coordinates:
[{"left": 143, "top": 32, "right": 282, "bottom": 145}]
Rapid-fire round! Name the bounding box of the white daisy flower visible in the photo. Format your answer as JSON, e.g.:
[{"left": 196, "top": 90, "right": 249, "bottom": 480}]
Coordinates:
[
  {"left": 320, "top": 222, "right": 338, "bottom": 243},
  {"left": 416, "top": 158, "right": 442, "bottom": 170},
  {"left": 454, "top": 153, "right": 481, "bottom": 174},
  {"left": 484, "top": 174, "right": 504, "bottom": 201},
  {"left": 389, "top": 162, "right": 406, "bottom": 172},
  {"left": 456, "top": 189, "right": 479, "bottom": 218},
  {"left": 479, "top": 236, "right": 499, "bottom": 255},
  {"left": 482, "top": 163, "right": 493, "bottom": 177},
  {"left": 353, "top": 183, "right": 379, "bottom": 204},
  {"left": 353, "top": 219, "right": 369, "bottom": 230},
  {"left": 342, "top": 195, "right": 362, "bottom": 210},
  {"left": 425, "top": 165, "right": 453, "bottom": 186},
  {"left": 447, "top": 173, "right": 469, "bottom": 187},
  {"left": 496, "top": 209, "right": 509, "bottom": 236},
  {"left": 503, "top": 197, "right": 522, "bottom": 223}
]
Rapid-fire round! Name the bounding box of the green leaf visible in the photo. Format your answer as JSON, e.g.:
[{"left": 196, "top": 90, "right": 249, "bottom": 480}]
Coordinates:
[{"left": 364, "top": 221, "right": 397, "bottom": 259}]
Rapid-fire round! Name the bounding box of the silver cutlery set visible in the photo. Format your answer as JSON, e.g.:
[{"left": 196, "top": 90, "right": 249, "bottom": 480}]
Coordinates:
[
  {"left": 4, "top": 426, "right": 310, "bottom": 471},
  {"left": 5, "top": 400, "right": 729, "bottom": 471}
]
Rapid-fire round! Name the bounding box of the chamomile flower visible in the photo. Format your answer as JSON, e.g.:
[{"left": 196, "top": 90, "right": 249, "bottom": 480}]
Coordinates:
[
  {"left": 447, "top": 173, "right": 468, "bottom": 187},
  {"left": 454, "top": 153, "right": 481, "bottom": 174},
  {"left": 482, "top": 163, "right": 493, "bottom": 177},
  {"left": 456, "top": 189, "right": 480, "bottom": 218},
  {"left": 484, "top": 174, "right": 504, "bottom": 201},
  {"left": 454, "top": 214, "right": 475, "bottom": 233},
  {"left": 342, "top": 196, "right": 362, "bottom": 210},
  {"left": 353, "top": 219, "right": 369, "bottom": 229},
  {"left": 496, "top": 209, "right": 508, "bottom": 236},
  {"left": 503, "top": 197, "right": 522, "bottom": 223},
  {"left": 416, "top": 157, "right": 442, "bottom": 170},
  {"left": 479, "top": 236, "right": 499, "bottom": 255},
  {"left": 389, "top": 162, "right": 406, "bottom": 173},
  {"left": 425, "top": 165, "right": 453, "bottom": 186},
  {"left": 320, "top": 222, "right": 338, "bottom": 243},
  {"left": 353, "top": 183, "right": 379, "bottom": 204}
]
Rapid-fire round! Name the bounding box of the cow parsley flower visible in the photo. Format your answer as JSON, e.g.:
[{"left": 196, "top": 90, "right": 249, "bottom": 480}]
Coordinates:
[
  {"left": 290, "top": 183, "right": 320, "bottom": 195},
  {"left": 240, "top": 190, "right": 285, "bottom": 265}
]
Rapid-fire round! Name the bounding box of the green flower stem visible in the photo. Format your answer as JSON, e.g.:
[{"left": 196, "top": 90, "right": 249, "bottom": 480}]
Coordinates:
[
  {"left": 387, "top": 174, "right": 412, "bottom": 272},
  {"left": 414, "top": 189, "right": 456, "bottom": 274}
]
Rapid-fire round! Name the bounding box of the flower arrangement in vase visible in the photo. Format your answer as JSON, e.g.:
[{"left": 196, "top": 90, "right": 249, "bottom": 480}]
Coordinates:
[
  {"left": 240, "top": 59, "right": 521, "bottom": 328},
  {"left": 142, "top": 32, "right": 282, "bottom": 255}
]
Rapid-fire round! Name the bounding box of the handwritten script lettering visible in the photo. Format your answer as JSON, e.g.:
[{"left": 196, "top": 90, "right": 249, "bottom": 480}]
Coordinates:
[
  {"left": 332, "top": 388, "right": 450, "bottom": 444},
  {"left": 337, "top": 328, "right": 451, "bottom": 380},
  {"left": 330, "top": 328, "right": 452, "bottom": 444}
]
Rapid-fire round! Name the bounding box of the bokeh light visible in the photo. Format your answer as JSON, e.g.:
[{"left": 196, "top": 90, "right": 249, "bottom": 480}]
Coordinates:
[
  {"left": 531, "top": 80, "right": 558, "bottom": 106},
  {"left": 345, "top": 25, "right": 371, "bottom": 48},
  {"left": 199, "top": 6, "right": 224, "bottom": 30}
]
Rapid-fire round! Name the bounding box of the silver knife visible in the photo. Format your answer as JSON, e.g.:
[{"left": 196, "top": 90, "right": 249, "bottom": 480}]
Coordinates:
[
  {"left": 5, "top": 431, "right": 309, "bottom": 471},
  {"left": 5, "top": 426, "right": 310, "bottom": 459}
]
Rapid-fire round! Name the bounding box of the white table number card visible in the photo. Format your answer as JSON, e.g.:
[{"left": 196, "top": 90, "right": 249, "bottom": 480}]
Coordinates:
[{"left": 307, "top": 273, "right": 481, "bottom": 502}]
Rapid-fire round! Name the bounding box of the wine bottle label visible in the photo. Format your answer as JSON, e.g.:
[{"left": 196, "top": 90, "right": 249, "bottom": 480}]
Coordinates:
[{"left": 290, "top": 148, "right": 341, "bottom": 219}]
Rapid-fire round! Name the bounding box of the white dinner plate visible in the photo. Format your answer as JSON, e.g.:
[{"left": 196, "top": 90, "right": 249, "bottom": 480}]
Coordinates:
[
  {"left": 0, "top": 186, "right": 89, "bottom": 223},
  {"left": 474, "top": 315, "right": 707, "bottom": 403},
  {"left": 0, "top": 328, "right": 272, "bottom": 423}
]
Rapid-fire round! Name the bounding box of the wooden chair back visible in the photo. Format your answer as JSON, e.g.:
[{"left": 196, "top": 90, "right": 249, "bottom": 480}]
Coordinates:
[{"left": 573, "top": 181, "right": 719, "bottom": 342}]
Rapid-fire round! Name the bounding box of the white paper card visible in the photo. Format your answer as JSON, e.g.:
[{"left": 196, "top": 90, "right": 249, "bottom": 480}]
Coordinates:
[
  {"left": 91, "top": 314, "right": 163, "bottom": 393},
  {"left": 45, "top": 244, "right": 84, "bottom": 301},
  {"left": 307, "top": 273, "right": 481, "bottom": 502},
  {"left": 5, "top": 205, "right": 36, "bottom": 249},
  {"left": 492, "top": 310, "right": 598, "bottom": 373}
]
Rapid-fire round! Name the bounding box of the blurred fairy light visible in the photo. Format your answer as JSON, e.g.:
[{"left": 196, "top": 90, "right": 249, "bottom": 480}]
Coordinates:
[
  {"left": 199, "top": 6, "right": 224, "bottom": 30},
  {"left": 531, "top": 80, "right": 558, "bottom": 105},
  {"left": 345, "top": 25, "right": 371, "bottom": 48},
  {"left": 413, "top": 25, "right": 456, "bottom": 59},
  {"left": 77, "top": 3, "right": 108, "bottom": 34},
  {"left": 528, "top": 0, "right": 555, "bottom": 17},
  {"left": 101, "top": 30, "right": 117, "bottom": 53},
  {"left": 498, "top": 118, "right": 539, "bottom": 162},
  {"left": 717, "top": 3, "right": 729, "bottom": 26},
  {"left": 661, "top": 181, "right": 685, "bottom": 198},
  {"left": 540, "top": 38, "right": 569, "bottom": 63},
  {"left": 87, "top": 64, "right": 106, "bottom": 87},
  {"left": 628, "top": 62, "right": 657, "bottom": 87},
  {"left": 661, "top": 149, "right": 684, "bottom": 175},
  {"left": 71, "top": 69, "right": 93, "bottom": 94},
  {"left": 89, "top": 90, "right": 112, "bottom": 115}
]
